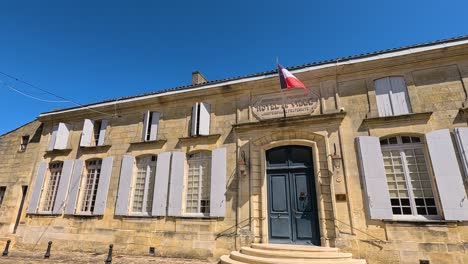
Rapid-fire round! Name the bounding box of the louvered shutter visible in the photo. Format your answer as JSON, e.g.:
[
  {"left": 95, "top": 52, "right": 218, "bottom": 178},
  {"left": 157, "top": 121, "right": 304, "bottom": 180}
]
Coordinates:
[
  {"left": 93, "top": 156, "right": 113, "bottom": 215},
  {"left": 115, "top": 155, "right": 134, "bottom": 216},
  {"left": 356, "top": 136, "right": 393, "bottom": 220},
  {"left": 374, "top": 78, "right": 393, "bottom": 117},
  {"left": 142, "top": 111, "right": 150, "bottom": 141},
  {"left": 199, "top": 102, "right": 211, "bottom": 136},
  {"left": 168, "top": 152, "right": 185, "bottom": 216},
  {"left": 48, "top": 125, "right": 58, "bottom": 151},
  {"left": 26, "top": 162, "right": 48, "bottom": 214},
  {"left": 80, "top": 119, "right": 94, "bottom": 147},
  {"left": 389, "top": 77, "right": 411, "bottom": 115},
  {"left": 149, "top": 112, "right": 160, "bottom": 141},
  {"left": 210, "top": 147, "right": 226, "bottom": 217},
  {"left": 191, "top": 103, "right": 199, "bottom": 136},
  {"left": 54, "top": 123, "right": 71, "bottom": 150},
  {"left": 426, "top": 129, "right": 468, "bottom": 220},
  {"left": 97, "top": 119, "right": 108, "bottom": 146},
  {"left": 65, "top": 160, "right": 84, "bottom": 215},
  {"left": 152, "top": 152, "right": 171, "bottom": 216},
  {"left": 454, "top": 127, "right": 468, "bottom": 181},
  {"left": 52, "top": 160, "right": 74, "bottom": 215}
]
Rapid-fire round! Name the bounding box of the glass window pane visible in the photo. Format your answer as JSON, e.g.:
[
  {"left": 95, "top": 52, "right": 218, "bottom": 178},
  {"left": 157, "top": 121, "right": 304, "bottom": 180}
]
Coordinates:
[{"left": 266, "top": 148, "right": 287, "bottom": 166}]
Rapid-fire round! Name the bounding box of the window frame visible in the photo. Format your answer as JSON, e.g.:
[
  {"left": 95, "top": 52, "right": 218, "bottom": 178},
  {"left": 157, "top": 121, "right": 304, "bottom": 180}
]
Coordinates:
[
  {"left": 374, "top": 76, "right": 412, "bottom": 117},
  {"left": 38, "top": 162, "right": 63, "bottom": 214},
  {"left": 380, "top": 135, "right": 442, "bottom": 221},
  {"left": 76, "top": 159, "right": 102, "bottom": 215},
  {"left": 0, "top": 186, "right": 6, "bottom": 208},
  {"left": 19, "top": 135, "right": 29, "bottom": 152},
  {"left": 129, "top": 155, "right": 157, "bottom": 217},
  {"left": 184, "top": 151, "right": 211, "bottom": 217}
]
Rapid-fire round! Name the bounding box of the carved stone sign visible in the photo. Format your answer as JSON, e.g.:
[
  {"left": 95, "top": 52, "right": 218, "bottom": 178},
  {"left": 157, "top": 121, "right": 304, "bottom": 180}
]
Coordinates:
[{"left": 252, "top": 89, "right": 319, "bottom": 120}]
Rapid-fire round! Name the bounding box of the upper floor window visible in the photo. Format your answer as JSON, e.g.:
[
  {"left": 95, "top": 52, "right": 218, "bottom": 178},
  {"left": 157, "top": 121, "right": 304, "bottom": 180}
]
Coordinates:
[
  {"left": 374, "top": 76, "right": 411, "bottom": 117},
  {"left": 142, "top": 111, "right": 160, "bottom": 141},
  {"left": 39, "top": 162, "right": 63, "bottom": 213},
  {"left": 131, "top": 155, "right": 157, "bottom": 215},
  {"left": 20, "top": 135, "right": 29, "bottom": 152},
  {"left": 185, "top": 151, "right": 211, "bottom": 215},
  {"left": 48, "top": 123, "right": 71, "bottom": 150},
  {"left": 191, "top": 102, "right": 211, "bottom": 136},
  {"left": 78, "top": 159, "right": 102, "bottom": 214},
  {"left": 80, "top": 119, "right": 108, "bottom": 147},
  {"left": 0, "top": 186, "right": 6, "bottom": 208},
  {"left": 380, "top": 136, "right": 438, "bottom": 218}
]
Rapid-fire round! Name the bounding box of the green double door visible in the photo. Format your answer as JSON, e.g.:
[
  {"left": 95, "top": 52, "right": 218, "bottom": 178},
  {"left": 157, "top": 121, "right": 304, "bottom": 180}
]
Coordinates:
[{"left": 266, "top": 146, "right": 320, "bottom": 245}]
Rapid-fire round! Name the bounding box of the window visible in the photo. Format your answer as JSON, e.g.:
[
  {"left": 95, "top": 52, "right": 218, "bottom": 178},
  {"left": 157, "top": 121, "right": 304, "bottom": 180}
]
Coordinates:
[
  {"left": 93, "top": 120, "right": 103, "bottom": 146},
  {"left": 20, "top": 135, "right": 29, "bottom": 152},
  {"left": 78, "top": 159, "right": 102, "bottom": 214},
  {"left": 80, "top": 119, "right": 108, "bottom": 147},
  {"left": 48, "top": 122, "right": 71, "bottom": 150},
  {"left": 185, "top": 151, "right": 211, "bottom": 215},
  {"left": 142, "top": 111, "right": 160, "bottom": 141},
  {"left": 191, "top": 102, "right": 211, "bottom": 136},
  {"left": 39, "top": 162, "right": 63, "bottom": 213},
  {"left": 131, "top": 155, "right": 157, "bottom": 215},
  {"left": 380, "top": 136, "right": 438, "bottom": 218},
  {"left": 374, "top": 76, "right": 411, "bottom": 117},
  {"left": 0, "top": 186, "right": 6, "bottom": 208}
]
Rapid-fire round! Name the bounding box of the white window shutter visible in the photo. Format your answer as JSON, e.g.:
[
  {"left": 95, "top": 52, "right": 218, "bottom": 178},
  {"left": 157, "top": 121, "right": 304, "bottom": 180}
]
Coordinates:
[
  {"left": 97, "top": 119, "right": 108, "bottom": 146},
  {"left": 426, "top": 129, "right": 468, "bottom": 220},
  {"left": 389, "top": 77, "right": 411, "bottom": 115},
  {"left": 93, "top": 156, "right": 114, "bottom": 215},
  {"left": 142, "top": 111, "right": 150, "bottom": 141},
  {"left": 149, "top": 112, "right": 160, "bottom": 141},
  {"left": 356, "top": 136, "right": 393, "bottom": 220},
  {"left": 454, "top": 127, "right": 468, "bottom": 181},
  {"left": 26, "top": 162, "right": 48, "bottom": 214},
  {"left": 152, "top": 152, "right": 171, "bottom": 216},
  {"left": 191, "top": 103, "right": 199, "bottom": 136},
  {"left": 168, "top": 152, "right": 185, "bottom": 216},
  {"left": 115, "top": 155, "right": 134, "bottom": 216},
  {"left": 80, "top": 119, "right": 94, "bottom": 147},
  {"left": 54, "top": 123, "right": 71, "bottom": 150},
  {"left": 374, "top": 78, "right": 393, "bottom": 117},
  {"left": 48, "top": 125, "right": 58, "bottom": 151},
  {"left": 199, "top": 102, "right": 211, "bottom": 136},
  {"left": 210, "top": 147, "right": 226, "bottom": 217},
  {"left": 65, "top": 160, "right": 84, "bottom": 215},
  {"left": 52, "top": 160, "right": 74, "bottom": 215}
]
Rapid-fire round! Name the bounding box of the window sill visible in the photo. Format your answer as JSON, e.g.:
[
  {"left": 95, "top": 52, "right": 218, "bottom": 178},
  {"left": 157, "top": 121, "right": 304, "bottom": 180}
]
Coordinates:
[
  {"left": 45, "top": 148, "right": 72, "bottom": 154},
  {"left": 364, "top": 111, "right": 432, "bottom": 126}
]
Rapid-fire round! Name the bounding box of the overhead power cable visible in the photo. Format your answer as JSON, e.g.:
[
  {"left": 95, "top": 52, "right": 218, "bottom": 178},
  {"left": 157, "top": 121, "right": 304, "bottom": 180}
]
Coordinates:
[{"left": 0, "top": 81, "right": 69, "bottom": 103}]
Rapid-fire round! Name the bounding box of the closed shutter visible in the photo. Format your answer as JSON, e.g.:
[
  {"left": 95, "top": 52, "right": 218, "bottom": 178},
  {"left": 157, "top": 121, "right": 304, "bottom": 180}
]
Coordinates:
[
  {"left": 454, "top": 127, "right": 468, "bottom": 181},
  {"left": 152, "top": 152, "right": 171, "bottom": 216},
  {"left": 54, "top": 123, "right": 71, "bottom": 150},
  {"left": 389, "top": 77, "right": 411, "bottom": 115},
  {"left": 80, "top": 119, "right": 94, "bottom": 147},
  {"left": 65, "top": 160, "right": 84, "bottom": 215},
  {"left": 93, "top": 156, "right": 114, "bottom": 215},
  {"left": 374, "top": 78, "right": 393, "bottom": 117},
  {"left": 26, "top": 162, "right": 48, "bottom": 214},
  {"left": 48, "top": 125, "right": 58, "bottom": 151},
  {"left": 191, "top": 103, "right": 199, "bottom": 136},
  {"left": 52, "top": 160, "right": 74, "bottom": 215},
  {"left": 356, "top": 136, "right": 393, "bottom": 220},
  {"left": 199, "top": 102, "right": 211, "bottom": 136},
  {"left": 168, "top": 152, "right": 185, "bottom": 216},
  {"left": 97, "top": 119, "right": 108, "bottom": 146},
  {"left": 149, "top": 112, "right": 160, "bottom": 141},
  {"left": 210, "top": 147, "right": 226, "bottom": 217},
  {"left": 426, "top": 129, "right": 468, "bottom": 220},
  {"left": 142, "top": 111, "right": 150, "bottom": 141},
  {"left": 115, "top": 155, "right": 134, "bottom": 216}
]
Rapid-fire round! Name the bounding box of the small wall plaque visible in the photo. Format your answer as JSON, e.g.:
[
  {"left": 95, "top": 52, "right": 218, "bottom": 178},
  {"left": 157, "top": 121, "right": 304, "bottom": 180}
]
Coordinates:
[{"left": 335, "top": 194, "right": 347, "bottom": 202}]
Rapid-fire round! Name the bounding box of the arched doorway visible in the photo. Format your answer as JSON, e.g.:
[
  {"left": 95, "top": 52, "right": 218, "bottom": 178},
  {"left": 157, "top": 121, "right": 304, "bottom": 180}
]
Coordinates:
[{"left": 266, "top": 145, "right": 320, "bottom": 245}]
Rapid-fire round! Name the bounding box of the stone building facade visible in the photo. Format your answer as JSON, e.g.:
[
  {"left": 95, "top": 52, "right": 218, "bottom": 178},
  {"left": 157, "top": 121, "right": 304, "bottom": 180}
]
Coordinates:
[{"left": 1, "top": 36, "right": 468, "bottom": 264}]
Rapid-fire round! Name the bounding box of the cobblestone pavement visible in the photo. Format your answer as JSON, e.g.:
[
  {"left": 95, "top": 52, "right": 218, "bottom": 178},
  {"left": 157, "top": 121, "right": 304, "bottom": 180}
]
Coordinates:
[{"left": 0, "top": 249, "right": 215, "bottom": 263}]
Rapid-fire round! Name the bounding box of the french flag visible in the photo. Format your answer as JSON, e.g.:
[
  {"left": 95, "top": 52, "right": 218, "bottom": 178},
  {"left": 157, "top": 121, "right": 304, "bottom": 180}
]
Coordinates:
[{"left": 277, "top": 64, "right": 308, "bottom": 92}]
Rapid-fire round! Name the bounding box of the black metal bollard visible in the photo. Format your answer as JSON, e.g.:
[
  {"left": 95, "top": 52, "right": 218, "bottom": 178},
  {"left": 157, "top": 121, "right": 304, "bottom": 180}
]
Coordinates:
[
  {"left": 2, "top": 240, "right": 11, "bottom": 256},
  {"left": 44, "top": 241, "right": 52, "bottom": 259},
  {"left": 104, "top": 244, "right": 113, "bottom": 264}
]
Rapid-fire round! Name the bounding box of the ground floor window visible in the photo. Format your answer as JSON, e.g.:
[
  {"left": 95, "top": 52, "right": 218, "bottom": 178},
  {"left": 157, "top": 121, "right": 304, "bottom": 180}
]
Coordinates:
[
  {"left": 186, "top": 151, "right": 211, "bottom": 214},
  {"left": 78, "top": 159, "right": 102, "bottom": 213},
  {"left": 131, "top": 155, "right": 156, "bottom": 214},
  {"left": 39, "top": 162, "right": 63, "bottom": 213}
]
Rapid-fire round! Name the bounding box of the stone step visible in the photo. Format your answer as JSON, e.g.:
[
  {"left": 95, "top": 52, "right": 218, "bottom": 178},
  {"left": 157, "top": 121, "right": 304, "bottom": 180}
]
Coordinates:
[
  {"left": 251, "top": 243, "right": 339, "bottom": 252},
  {"left": 228, "top": 251, "right": 366, "bottom": 264},
  {"left": 240, "top": 246, "right": 353, "bottom": 259}
]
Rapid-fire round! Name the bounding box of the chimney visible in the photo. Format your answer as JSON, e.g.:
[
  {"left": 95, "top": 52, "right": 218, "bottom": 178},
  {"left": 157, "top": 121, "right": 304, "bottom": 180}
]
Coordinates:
[{"left": 192, "top": 71, "right": 208, "bottom": 85}]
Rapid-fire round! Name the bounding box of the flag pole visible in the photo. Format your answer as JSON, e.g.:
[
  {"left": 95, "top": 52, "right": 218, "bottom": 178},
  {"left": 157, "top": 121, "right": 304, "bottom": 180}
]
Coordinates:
[{"left": 277, "top": 57, "right": 287, "bottom": 118}]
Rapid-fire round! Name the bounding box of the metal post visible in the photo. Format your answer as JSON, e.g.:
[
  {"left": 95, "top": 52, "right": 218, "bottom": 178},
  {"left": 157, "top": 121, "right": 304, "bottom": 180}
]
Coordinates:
[
  {"left": 44, "top": 241, "right": 52, "bottom": 259},
  {"left": 104, "top": 244, "right": 113, "bottom": 264},
  {"left": 2, "top": 240, "right": 11, "bottom": 256}
]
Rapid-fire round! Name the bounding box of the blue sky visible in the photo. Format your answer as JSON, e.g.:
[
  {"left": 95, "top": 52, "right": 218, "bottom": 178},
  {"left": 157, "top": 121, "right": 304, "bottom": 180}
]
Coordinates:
[{"left": 0, "top": 0, "right": 467, "bottom": 134}]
